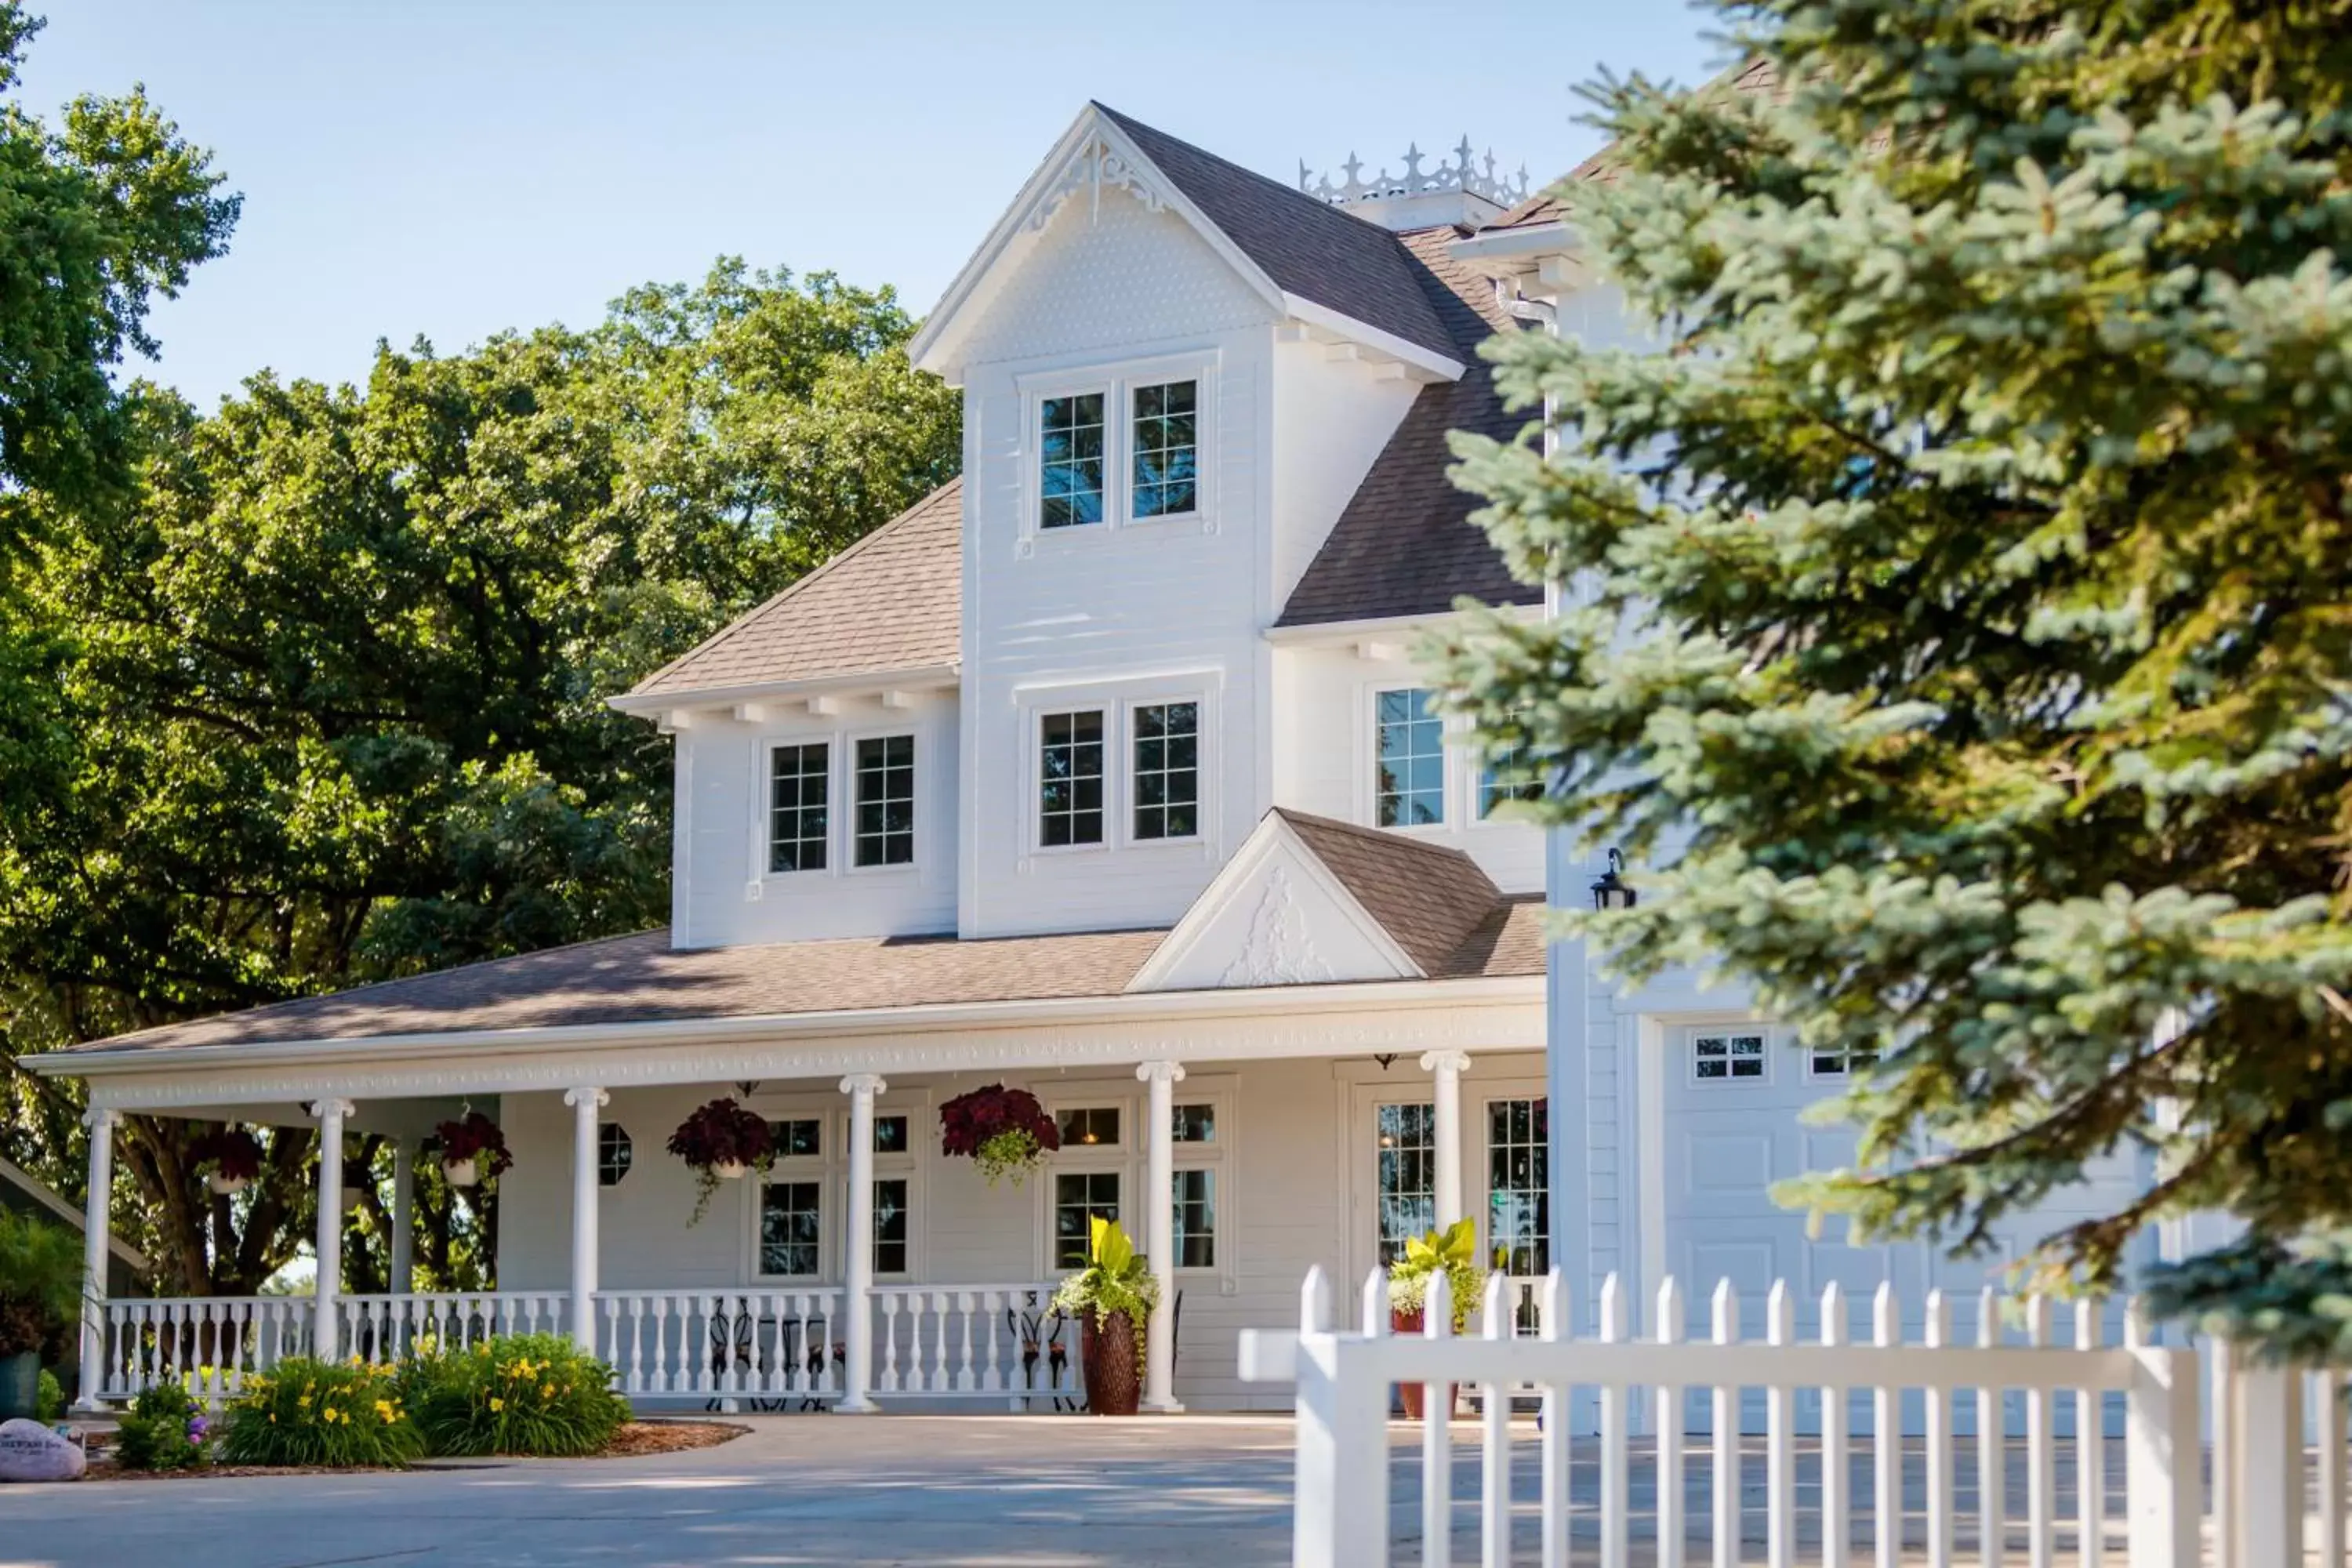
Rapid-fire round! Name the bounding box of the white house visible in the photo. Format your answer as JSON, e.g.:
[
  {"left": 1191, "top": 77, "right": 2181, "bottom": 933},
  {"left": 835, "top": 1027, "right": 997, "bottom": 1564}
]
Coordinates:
[{"left": 39, "top": 103, "right": 1570, "bottom": 1415}]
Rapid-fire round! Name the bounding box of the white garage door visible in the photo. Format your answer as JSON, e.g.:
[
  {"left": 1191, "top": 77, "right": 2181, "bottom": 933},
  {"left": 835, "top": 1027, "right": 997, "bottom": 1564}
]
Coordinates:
[{"left": 1655, "top": 1021, "right": 2146, "bottom": 1434}]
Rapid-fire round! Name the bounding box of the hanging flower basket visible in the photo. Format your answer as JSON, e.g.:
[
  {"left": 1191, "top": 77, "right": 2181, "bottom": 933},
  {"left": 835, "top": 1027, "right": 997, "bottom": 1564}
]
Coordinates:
[
  {"left": 939, "top": 1083, "right": 1060, "bottom": 1187},
  {"left": 190, "top": 1127, "right": 263, "bottom": 1196},
  {"left": 667, "top": 1098, "right": 773, "bottom": 1224},
  {"left": 428, "top": 1111, "right": 512, "bottom": 1188}
]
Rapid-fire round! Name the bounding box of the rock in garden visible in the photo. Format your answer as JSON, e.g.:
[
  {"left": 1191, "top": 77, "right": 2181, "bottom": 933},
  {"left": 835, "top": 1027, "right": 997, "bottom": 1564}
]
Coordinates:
[{"left": 0, "top": 1418, "right": 86, "bottom": 1482}]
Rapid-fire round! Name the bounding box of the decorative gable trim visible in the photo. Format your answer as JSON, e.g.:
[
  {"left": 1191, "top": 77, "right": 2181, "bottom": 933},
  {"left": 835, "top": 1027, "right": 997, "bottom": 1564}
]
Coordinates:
[
  {"left": 1027, "top": 136, "right": 1169, "bottom": 233},
  {"left": 1125, "top": 811, "right": 1421, "bottom": 994}
]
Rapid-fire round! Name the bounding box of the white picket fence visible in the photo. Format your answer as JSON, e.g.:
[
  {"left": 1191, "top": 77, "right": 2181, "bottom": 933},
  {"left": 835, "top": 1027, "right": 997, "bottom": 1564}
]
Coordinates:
[{"left": 1242, "top": 1266, "right": 2350, "bottom": 1567}]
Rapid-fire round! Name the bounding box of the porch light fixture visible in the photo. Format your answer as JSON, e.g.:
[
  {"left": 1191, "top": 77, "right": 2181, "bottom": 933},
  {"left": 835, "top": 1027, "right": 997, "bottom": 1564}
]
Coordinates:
[{"left": 1590, "top": 848, "right": 1637, "bottom": 911}]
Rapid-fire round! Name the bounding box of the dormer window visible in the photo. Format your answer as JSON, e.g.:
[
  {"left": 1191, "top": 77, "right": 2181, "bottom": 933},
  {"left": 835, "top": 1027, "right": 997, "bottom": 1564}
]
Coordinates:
[
  {"left": 769, "top": 742, "right": 830, "bottom": 872},
  {"left": 1039, "top": 394, "right": 1105, "bottom": 529},
  {"left": 1131, "top": 380, "right": 1197, "bottom": 519}
]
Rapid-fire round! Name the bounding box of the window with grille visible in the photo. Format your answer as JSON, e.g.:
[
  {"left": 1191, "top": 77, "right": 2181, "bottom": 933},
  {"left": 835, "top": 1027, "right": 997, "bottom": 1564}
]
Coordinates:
[
  {"left": 1132, "top": 701, "right": 1199, "bottom": 840},
  {"left": 1171, "top": 1103, "right": 1215, "bottom": 1143},
  {"left": 873, "top": 1178, "right": 909, "bottom": 1275},
  {"left": 854, "top": 734, "right": 915, "bottom": 867},
  {"left": 1375, "top": 1102, "right": 1437, "bottom": 1266},
  {"left": 1131, "top": 380, "right": 1198, "bottom": 519},
  {"left": 760, "top": 1181, "right": 822, "bottom": 1276},
  {"left": 1054, "top": 1105, "right": 1120, "bottom": 1148},
  {"left": 597, "top": 1123, "right": 632, "bottom": 1188},
  {"left": 1480, "top": 740, "right": 1545, "bottom": 818},
  {"left": 767, "top": 1118, "right": 822, "bottom": 1158},
  {"left": 1375, "top": 689, "right": 1445, "bottom": 827},
  {"left": 1486, "top": 1098, "right": 1548, "bottom": 1276},
  {"left": 873, "top": 1114, "right": 910, "bottom": 1154},
  {"left": 768, "top": 743, "right": 829, "bottom": 873},
  {"left": 1691, "top": 1031, "right": 1767, "bottom": 1083},
  {"left": 1040, "top": 394, "right": 1105, "bottom": 528},
  {"left": 1054, "top": 1171, "right": 1121, "bottom": 1268},
  {"left": 1171, "top": 1169, "right": 1216, "bottom": 1269},
  {"left": 1809, "top": 1043, "right": 1881, "bottom": 1078},
  {"left": 1039, "top": 710, "right": 1105, "bottom": 847}
]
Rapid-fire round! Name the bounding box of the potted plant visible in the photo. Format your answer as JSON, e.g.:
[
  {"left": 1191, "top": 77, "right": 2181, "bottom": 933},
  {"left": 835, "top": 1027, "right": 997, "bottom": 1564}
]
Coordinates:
[
  {"left": 429, "top": 1110, "right": 513, "bottom": 1189},
  {"left": 1388, "top": 1218, "right": 1484, "bottom": 1419},
  {"left": 938, "top": 1083, "right": 1060, "bottom": 1187},
  {"left": 0, "top": 1212, "right": 82, "bottom": 1422},
  {"left": 1051, "top": 1215, "right": 1158, "bottom": 1417},
  {"left": 666, "top": 1097, "right": 772, "bottom": 1223},
  {"left": 189, "top": 1127, "right": 263, "bottom": 1196}
]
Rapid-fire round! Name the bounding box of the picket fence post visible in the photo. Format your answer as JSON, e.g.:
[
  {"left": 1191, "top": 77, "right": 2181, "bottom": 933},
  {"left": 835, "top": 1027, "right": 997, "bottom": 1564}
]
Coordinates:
[
  {"left": 2123, "top": 1303, "right": 2201, "bottom": 1568},
  {"left": 1291, "top": 1267, "right": 1390, "bottom": 1568}
]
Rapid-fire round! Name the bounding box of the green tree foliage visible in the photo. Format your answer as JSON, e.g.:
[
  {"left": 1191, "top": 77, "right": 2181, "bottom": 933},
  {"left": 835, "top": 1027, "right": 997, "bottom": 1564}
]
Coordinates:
[
  {"left": 1436, "top": 1, "right": 2352, "bottom": 1352},
  {"left": 0, "top": 263, "right": 958, "bottom": 1294},
  {"left": 0, "top": 2, "right": 238, "bottom": 543}
]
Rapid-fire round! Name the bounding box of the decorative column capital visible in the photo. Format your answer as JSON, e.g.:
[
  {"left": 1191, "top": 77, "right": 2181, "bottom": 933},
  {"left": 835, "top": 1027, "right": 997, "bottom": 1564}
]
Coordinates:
[
  {"left": 1135, "top": 1060, "right": 1189, "bottom": 1086},
  {"left": 1417, "top": 1050, "right": 1472, "bottom": 1078},
  {"left": 306, "top": 1098, "right": 356, "bottom": 1122},
  {"left": 839, "top": 1073, "right": 887, "bottom": 1099},
  {"left": 563, "top": 1086, "right": 610, "bottom": 1110},
  {"left": 81, "top": 1104, "right": 119, "bottom": 1131}
]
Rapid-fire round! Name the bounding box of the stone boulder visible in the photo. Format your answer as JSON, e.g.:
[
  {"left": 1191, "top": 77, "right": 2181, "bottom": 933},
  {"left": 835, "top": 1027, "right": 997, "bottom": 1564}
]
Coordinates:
[{"left": 0, "top": 1417, "right": 86, "bottom": 1482}]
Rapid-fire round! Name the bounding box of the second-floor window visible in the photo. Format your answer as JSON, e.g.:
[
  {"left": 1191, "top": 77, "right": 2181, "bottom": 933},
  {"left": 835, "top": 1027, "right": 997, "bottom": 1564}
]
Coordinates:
[
  {"left": 1039, "top": 709, "right": 1105, "bottom": 847},
  {"left": 1040, "top": 393, "right": 1105, "bottom": 529},
  {"left": 1375, "top": 688, "right": 1445, "bottom": 827},
  {"left": 1132, "top": 701, "right": 1199, "bottom": 840},
  {"left": 1131, "top": 380, "right": 1197, "bottom": 519},
  {"left": 769, "top": 742, "right": 829, "bottom": 872},
  {"left": 855, "top": 735, "right": 915, "bottom": 867}
]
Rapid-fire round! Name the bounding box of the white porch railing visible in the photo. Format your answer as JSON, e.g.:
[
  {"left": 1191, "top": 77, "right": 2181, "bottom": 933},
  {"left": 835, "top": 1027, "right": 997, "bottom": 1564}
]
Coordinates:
[
  {"left": 1242, "top": 1268, "right": 2224, "bottom": 1568},
  {"left": 96, "top": 1295, "right": 313, "bottom": 1404},
  {"left": 339, "top": 1290, "right": 569, "bottom": 1365},
  {"left": 870, "top": 1282, "right": 1084, "bottom": 1406},
  {"left": 597, "top": 1287, "right": 845, "bottom": 1405}
]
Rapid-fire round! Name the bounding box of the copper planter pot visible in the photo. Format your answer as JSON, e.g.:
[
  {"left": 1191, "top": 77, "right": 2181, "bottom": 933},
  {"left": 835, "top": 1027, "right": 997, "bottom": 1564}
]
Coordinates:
[{"left": 1389, "top": 1308, "right": 1457, "bottom": 1420}]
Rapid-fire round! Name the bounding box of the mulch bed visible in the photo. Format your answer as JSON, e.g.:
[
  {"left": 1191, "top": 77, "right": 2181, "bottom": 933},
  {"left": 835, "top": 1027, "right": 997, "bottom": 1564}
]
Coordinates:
[{"left": 75, "top": 1420, "right": 745, "bottom": 1482}]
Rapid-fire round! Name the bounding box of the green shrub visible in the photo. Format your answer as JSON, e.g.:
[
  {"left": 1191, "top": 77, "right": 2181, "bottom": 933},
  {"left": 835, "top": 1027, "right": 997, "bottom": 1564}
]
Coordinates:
[
  {"left": 114, "top": 1381, "right": 209, "bottom": 1471},
  {"left": 35, "top": 1367, "right": 64, "bottom": 1423},
  {"left": 215, "top": 1358, "right": 424, "bottom": 1468},
  {"left": 407, "top": 1334, "right": 629, "bottom": 1457}
]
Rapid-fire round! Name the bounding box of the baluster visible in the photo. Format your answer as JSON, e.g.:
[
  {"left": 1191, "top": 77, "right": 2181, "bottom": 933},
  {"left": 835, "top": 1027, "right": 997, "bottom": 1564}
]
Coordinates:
[
  {"left": 648, "top": 1294, "right": 670, "bottom": 1394},
  {"left": 2075, "top": 1300, "right": 2105, "bottom": 1568},
  {"left": 1599, "top": 1273, "right": 1628, "bottom": 1568},
  {"left": 978, "top": 1288, "right": 1003, "bottom": 1393},
  {"left": 1712, "top": 1281, "right": 1739, "bottom": 1568},
  {"left": 1822, "top": 1283, "right": 1849, "bottom": 1568},
  {"left": 819, "top": 1292, "right": 838, "bottom": 1396},
  {"left": 1979, "top": 1286, "right": 2004, "bottom": 1568},
  {"left": 957, "top": 1291, "right": 978, "bottom": 1392},
  {"left": 1875, "top": 1283, "right": 1901, "bottom": 1568},
  {"left": 930, "top": 1290, "right": 951, "bottom": 1393},
  {"left": 1657, "top": 1278, "right": 1686, "bottom": 1568},
  {"left": 1927, "top": 1290, "right": 1955, "bottom": 1568},
  {"left": 1480, "top": 1273, "right": 1511, "bottom": 1568},
  {"left": 2024, "top": 1295, "right": 2052, "bottom": 1568},
  {"left": 1766, "top": 1280, "right": 1794, "bottom": 1568}
]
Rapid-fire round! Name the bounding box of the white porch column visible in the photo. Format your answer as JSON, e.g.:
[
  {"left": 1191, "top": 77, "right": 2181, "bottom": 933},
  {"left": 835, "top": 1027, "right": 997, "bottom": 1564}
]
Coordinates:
[
  {"left": 73, "top": 1106, "right": 116, "bottom": 1411},
  {"left": 388, "top": 1139, "right": 416, "bottom": 1295},
  {"left": 310, "top": 1098, "right": 354, "bottom": 1360},
  {"left": 837, "top": 1073, "right": 887, "bottom": 1414},
  {"left": 1138, "top": 1059, "right": 1186, "bottom": 1413},
  {"left": 1420, "top": 1051, "right": 1472, "bottom": 1231},
  {"left": 564, "top": 1087, "right": 608, "bottom": 1354}
]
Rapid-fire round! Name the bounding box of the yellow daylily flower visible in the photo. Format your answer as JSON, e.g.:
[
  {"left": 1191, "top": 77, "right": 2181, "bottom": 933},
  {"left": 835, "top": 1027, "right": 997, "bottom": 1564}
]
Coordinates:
[{"left": 489, "top": 1396, "right": 504, "bottom": 1412}]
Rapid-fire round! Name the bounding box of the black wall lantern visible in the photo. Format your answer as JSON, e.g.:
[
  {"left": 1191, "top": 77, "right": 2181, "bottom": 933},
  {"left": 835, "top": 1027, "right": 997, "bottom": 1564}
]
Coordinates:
[{"left": 1589, "top": 847, "right": 1637, "bottom": 910}]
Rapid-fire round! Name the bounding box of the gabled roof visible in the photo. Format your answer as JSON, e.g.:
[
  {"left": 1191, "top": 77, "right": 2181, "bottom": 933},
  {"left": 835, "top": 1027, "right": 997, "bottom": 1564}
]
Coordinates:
[
  {"left": 1274, "top": 227, "right": 1540, "bottom": 626},
  {"left": 629, "top": 479, "right": 962, "bottom": 701},
  {"left": 1272, "top": 809, "right": 1512, "bottom": 976}
]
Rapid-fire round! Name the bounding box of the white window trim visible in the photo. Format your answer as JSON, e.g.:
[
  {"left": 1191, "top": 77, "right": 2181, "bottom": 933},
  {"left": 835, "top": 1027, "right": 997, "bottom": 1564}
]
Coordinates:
[
  {"left": 759, "top": 736, "right": 839, "bottom": 880},
  {"left": 1168, "top": 1077, "right": 1233, "bottom": 1280},
  {"left": 743, "top": 1091, "right": 928, "bottom": 1284},
  {"left": 843, "top": 722, "right": 920, "bottom": 877},
  {"left": 1119, "top": 692, "right": 1209, "bottom": 849},
  {"left": 1014, "top": 350, "right": 1218, "bottom": 554},
  {"left": 1363, "top": 682, "right": 1451, "bottom": 835},
  {"left": 1680, "top": 1022, "right": 1777, "bottom": 1088},
  {"left": 1029, "top": 703, "right": 1112, "bottom": 857},
  {"left": 1479, "top": 1091, "right": 1550, "bottom": 1280}
]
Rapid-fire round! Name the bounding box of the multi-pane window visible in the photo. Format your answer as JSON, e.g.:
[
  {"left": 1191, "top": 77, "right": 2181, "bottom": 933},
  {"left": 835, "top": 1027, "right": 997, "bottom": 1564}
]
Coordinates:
[
  {"left": 1054, "top": 1171, "right": 1121, "bottom": 1268},
  {"left": 873, "top": 1178, "right": 910, "bottom": 1275},
  {"left": 597, "top": 1123, "right": 633, "bottom": 1188},
  {"left": 873, "top": 1114, "right": 910, "bottom": 1155},
  {"left": 1039, "top": 710, "right": 1105, "bottom": 847},
  {"left": 1809, "top": 1042, "right": 1881, "bottom": 1078},
  {"left": 760, "top": 1181, "right": 822, "bottom": 1276},
  {"left": 1040, "top": 393, "right": 1105, "bottom": 528},
  {"left": 1132, "top": 702, "right": 1199, "bottom": 840},
  {"left": 1171, "top": 1169, "right": 1216, "bottom": 1269},
  {"left": 855, "top": 735, "right": 915, "bottom": 867},
  {"left": 1375, "top": 689, "right": 1446, "bottom": 827},
  {"left": 1131, "top": 380, "right": 1198, "bottom": 518},
  {"left": 769, "top": 743, "right": 829, "bottom": 873},
  {"left": 1486, "top": 1098, "right": 1548, "bottom": 1276},
  {"left": 1480, "top": 743, "right": 1545, "bottom": 818},
  {"left": 1375, "top": 1102, "right": 1438, "bottom": 1267},
  {"left": 1171, "top": 1103, "right": 1216, "bottom": 1144},
  {"left": 1692, "top": 1031, "right": 1767, "bottom": 1082},
  {"left": 768, "top": 1119, "right": 822, "bottom": 1158},
  {"left": 1055, "top": 1106, "right": 1120, "bottom": 1148}
]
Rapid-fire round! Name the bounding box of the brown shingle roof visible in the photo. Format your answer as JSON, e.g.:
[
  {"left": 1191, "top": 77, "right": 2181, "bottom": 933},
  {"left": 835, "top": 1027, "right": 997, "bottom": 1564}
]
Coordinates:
[
  {"left": 1276, "top": 808, "right": 1508, "bottom": 975},
  {"left": 632, "top": 478, "right": 962, "bottom": 699},
  {"left": 1274, "top": 227, "right": 1540, "bottom": 626}
]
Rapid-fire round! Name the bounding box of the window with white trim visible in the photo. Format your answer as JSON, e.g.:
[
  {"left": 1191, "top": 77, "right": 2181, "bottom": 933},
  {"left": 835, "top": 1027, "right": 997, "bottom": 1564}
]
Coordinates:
[
  {"left": 1486, "top": 1098, "right": 1548, "bottom": 1276},
  {"left": 1480, "top": 727, "right": 1544, "bottom": 818},
  {"left": 1053, "top": 1171, "right": 1120, "bottom": 1268},
  {"left": 1808, "top": 1042, "right": 1880, "bottom": 1078},
  {"left": 597, "top": 1123, "right": 633, "bottom": 1188},
  {"left": 854, "top": 734, "right": 915, "bottom": 867},
  {"left": 768, "top": 743, "right": 829, "bottom": 873},
  {"left": 873, "top": 1177, "right": 911, "bottom": 1275},
  {"left": 759, "top": 1180, "right": 822, "bottom": 1277},
  {"left": 1375, "top": 1102, "right": 1437, "bottom": 1266},
  {"left": 1055, "top": 1105, "right": 1121, "bottom": 1149},
  {"left": 1039, "top": 710, "right": 1105, "bottom": 847},
  {"left": 1131, "top": 701, "right": 1199, "bottom": 840},
  {"left": 1040, "top": 393, "right": 1105, "bottom": 528},
  {"left": 1131, "top": 380, "right": 1197, "bottom": 519},
  {"left": 1171, "top": 1169, "right": 1215, "bottom": 1268},
  {"left": 1690, "top": 1030, "right": 1767, "bottom": 1083},
  {"left": 1375, "top": 688, "right": 1445, "bottom": 827}
]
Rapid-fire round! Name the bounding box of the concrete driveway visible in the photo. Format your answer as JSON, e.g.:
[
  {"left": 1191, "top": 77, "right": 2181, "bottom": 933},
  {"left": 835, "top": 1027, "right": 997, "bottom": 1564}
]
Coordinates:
[{"left": 0, "top": 1415, "right": 1305, "bottom": 1568}]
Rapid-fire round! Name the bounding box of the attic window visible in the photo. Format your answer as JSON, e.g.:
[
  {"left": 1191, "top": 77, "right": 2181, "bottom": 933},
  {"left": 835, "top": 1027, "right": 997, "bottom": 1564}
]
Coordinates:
[{"left": 1040, "top": 394, "right": 1105, "bottom": 528}]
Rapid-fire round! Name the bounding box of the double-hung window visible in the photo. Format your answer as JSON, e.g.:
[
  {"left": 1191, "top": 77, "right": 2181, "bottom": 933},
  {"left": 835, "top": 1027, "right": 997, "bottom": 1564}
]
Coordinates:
[
  {"left": 1040, "top": 394, "right": 1105, "bottom": 529},
  {"left": 760, "top": 1117, "right": 825, "bottom": 1278},
  {"left": 769, "top": 742, "right": 829, "bottom": 872},
  {"left": 1131, "top": 701, "right": 1199, "bottom": 840},
  {"left": 1039, "top": 710, "right": 1105, "bottom": 847},
  {"left": 1131, "top": 380, "right": 1197, "bottom": 519},
  {"left": 1375, "top": 688, "right": 1446, "bottom": 827},
  {"left": 854, "top": 735, "right": 915, "bottom": 867}
]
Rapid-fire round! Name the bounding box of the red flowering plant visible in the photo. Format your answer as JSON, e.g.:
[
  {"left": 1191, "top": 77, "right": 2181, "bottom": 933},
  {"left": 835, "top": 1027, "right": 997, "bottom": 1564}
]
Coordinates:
[
  {"left": 938, "top": 1083, "right": 1060, "bottom": 1187},
  {"left": 188, "top": 1127, "right": 263, "bottom": 1192},
  {"left": 427, "top": 1112, "right": 513, "bottom": 1185},
  {"left": 666, "top": 1098, "right": 774, "bottom": 1223}
]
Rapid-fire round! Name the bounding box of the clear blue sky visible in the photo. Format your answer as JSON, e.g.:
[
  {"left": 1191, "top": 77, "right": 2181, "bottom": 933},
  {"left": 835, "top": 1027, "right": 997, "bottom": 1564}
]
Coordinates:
[{"left": 23, "top": 1, "right": 1727, "bottom": 408}]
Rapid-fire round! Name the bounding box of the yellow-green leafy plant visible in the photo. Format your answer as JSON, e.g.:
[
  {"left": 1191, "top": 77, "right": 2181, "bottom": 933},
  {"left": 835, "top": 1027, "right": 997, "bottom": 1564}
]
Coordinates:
[
  {"left": 216, "top": 1357, "right": 424, "bottom": 1468},
  {"left": 1051, "top": 1215, "right": 1159, "bottom": 1355},
  {"left": 406, "top": 1333, "right": 630, "bottom": 1457},
  {"left": 1388, "top": 1218, "right": 1484, "bottom": 1334}
]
